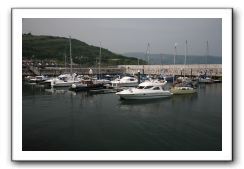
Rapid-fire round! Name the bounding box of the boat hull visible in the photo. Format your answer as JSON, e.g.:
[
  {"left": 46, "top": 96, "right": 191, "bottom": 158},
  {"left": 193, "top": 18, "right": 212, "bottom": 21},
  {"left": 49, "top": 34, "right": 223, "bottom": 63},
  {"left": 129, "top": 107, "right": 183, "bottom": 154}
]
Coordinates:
[
  {"left": 42, "top": 78, "right": 80, "bottom": 87},
  {"left": 198, "top": 78, "right": 213, "bottom": 83},
  {"left": 170, "top": 88, "right": 197, "bottom": 95},
  {"left": 117, "top": 92, "right": 172, "bottom": 100},
  {"left": 213, "top": 80, "right": 222, "bottom": 83},
  {"left": 111, "top": 82, "right": 138, "bottom": 87},
  {"left": 70, "top": 83, "right": 104, "bottom": 92},
  {"left": 29, "top": 79, "right": 47, "bottom": 83},
  {"left": 53, "top": 82, "right": 77, "bottom": 87},
  {"left": 89, "top": 89, "right": 117, "bottom": 94}
]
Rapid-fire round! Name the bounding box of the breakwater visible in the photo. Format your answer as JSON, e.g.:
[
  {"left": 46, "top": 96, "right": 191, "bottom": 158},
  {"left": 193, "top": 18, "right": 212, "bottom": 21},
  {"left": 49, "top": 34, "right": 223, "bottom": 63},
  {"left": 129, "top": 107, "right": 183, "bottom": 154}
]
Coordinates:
[
  {"left": 118, "top": 64, "right": 222, "bottom": 77},
  {"left": 23, "top": 64, "right": 222, "bottom": 77},
  {"left": 23, "top": 66, "right": 125, "bottom": 76}
]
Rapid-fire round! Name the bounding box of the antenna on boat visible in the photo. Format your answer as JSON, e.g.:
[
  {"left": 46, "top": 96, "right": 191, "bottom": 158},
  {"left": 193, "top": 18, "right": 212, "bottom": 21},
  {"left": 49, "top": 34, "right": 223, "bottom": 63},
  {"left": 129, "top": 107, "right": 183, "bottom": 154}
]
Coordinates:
[{"left": 69, "top": 36, "right": 73, "bottom": 75}]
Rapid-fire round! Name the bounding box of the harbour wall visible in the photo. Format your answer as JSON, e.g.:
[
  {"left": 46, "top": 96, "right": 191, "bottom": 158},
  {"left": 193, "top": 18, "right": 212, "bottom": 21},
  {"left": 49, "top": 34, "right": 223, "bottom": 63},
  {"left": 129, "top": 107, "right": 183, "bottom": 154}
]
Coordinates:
[
  {"left": 118, "top": 64, "right": 222, "bottom": 77},
  {"left": 23, "top": 66, "right": 125, "bottom": 76},
  {"left": 23, "top": 64, "right": 222, "bottom": 77}
]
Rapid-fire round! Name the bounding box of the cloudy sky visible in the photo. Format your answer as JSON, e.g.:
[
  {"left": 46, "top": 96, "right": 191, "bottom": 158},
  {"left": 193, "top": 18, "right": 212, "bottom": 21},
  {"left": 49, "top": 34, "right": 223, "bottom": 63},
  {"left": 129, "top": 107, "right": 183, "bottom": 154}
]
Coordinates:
[{"left": 23, "top": 18, "right": 222, "bottom": 56}]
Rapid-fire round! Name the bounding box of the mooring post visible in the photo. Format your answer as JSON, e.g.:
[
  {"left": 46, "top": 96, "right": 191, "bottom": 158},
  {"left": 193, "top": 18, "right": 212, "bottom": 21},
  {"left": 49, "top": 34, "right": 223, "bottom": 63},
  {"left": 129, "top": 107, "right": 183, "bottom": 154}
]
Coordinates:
[{"left": 138, "top": 70, "right": 140, "bottom": 84}]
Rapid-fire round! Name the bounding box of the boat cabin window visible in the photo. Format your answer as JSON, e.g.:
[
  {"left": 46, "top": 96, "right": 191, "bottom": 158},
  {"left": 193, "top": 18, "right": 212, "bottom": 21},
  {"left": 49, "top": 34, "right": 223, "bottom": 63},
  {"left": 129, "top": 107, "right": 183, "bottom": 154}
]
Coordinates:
[
  {"left": 63, "top": 77, "right": 68, "bottom": 82},
  {"left": 129, "top": 78, "right": 135, "bottom": 81},
  {"left": 60, "top": 77, "right": 67, "bottom": 81},
  {"left": 144, "top": 86, "right": 153, "bottom": 89},
  {"left": 152, "top": 87, "right": 160, "bottom": 90},
  {"left": 36, "top": 76, "right": 42, "bottom": 80},
  {"left": 137, "top": 86, "right": 144, "bottom": 89}
]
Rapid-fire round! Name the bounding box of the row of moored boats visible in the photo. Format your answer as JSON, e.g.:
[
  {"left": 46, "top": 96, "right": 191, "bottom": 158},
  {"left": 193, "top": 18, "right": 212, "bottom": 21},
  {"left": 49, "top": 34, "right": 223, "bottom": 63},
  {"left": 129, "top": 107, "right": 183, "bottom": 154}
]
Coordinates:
[{"left": 24, "top": 74, "right": 219, "bottom": 100}]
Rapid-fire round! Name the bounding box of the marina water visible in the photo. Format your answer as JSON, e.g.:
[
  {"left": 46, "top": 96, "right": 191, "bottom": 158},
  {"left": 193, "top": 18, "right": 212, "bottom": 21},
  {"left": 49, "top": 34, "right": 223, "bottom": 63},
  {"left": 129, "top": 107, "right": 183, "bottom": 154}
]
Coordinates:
[{"left": 23, "top": 83, "right": 222, "bottom": 151}]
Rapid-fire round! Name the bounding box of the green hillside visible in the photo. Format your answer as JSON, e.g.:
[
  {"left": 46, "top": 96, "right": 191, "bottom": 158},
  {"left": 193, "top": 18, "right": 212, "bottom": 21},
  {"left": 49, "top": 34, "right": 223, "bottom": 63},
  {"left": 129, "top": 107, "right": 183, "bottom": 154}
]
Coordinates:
[{"left": 22, "top": 33, "right": 146, "bottom": 66}]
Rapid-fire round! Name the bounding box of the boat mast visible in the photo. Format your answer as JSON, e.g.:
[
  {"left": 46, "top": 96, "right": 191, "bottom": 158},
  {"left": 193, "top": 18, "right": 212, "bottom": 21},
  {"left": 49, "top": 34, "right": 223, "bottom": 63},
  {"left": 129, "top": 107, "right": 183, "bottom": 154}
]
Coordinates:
[
  {"left": 173, "top": 43, "right": 177, "bottom": 84},
  {"left": 184, "top": 40, "right": 187, "bottom": 77},
  {"left": 64, "top": 52, "right": 67, "bottom": 74},
  {"left": 205, "top": 40, "right": 209, "bottom": 76},
  {"left": 99, "top": 41, "right": 102, "bottom": 79},
  {"left": 69, "top": 36, "right": 73, "bottom": 75},
  {"left": 147, "top": 43, "right": 150, "bottom": 65},
  {"left": 206, "top": 40, "right": 209, "bottom": 63},
  {"left": 161, "top": 53, "right": 163, "bottom": 75}
]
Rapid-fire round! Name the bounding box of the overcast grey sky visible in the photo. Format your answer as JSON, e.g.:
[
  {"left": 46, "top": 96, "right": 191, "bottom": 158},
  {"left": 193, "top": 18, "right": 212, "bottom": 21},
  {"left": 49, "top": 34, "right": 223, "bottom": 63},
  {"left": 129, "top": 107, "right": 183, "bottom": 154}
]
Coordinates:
[{"left": 22, "top": 18, "right": 222, "bottom": 56}]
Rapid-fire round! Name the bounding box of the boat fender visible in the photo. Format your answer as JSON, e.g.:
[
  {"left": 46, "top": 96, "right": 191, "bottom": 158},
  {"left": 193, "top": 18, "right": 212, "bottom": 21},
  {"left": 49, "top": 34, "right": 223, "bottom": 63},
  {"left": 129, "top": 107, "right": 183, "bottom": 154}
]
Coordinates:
[{"left": 71, "top": 84, "right": 76, "bottom": 88}]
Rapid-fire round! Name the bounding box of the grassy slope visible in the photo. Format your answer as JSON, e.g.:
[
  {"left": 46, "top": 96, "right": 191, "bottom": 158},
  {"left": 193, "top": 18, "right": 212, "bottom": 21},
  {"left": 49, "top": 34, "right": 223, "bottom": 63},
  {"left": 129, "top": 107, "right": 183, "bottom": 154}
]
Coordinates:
[{"left": 22, "top": 34, "right": 146, "bottom": 66}]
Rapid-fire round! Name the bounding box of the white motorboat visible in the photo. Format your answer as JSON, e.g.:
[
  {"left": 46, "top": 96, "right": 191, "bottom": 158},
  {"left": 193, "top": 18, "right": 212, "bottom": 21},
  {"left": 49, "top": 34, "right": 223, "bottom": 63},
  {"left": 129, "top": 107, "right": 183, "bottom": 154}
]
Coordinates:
[
  {"left": 44, "top": 73, "right": 81, "bottom": 87},
  {"left": 198, "top": 76, "right": 213, "bottom": 83},
  {"left": 28, "top": 75, "right": 49, "bottom": 83},
  {"left": 116, "top": 80, "right": 172, "bottom": 100},
  {"left": 92, "top": 77, "right": 111, "bottom": 85},
  {"left": 111, "top": 76, "right": 138, "bottom": 87},
  {"left": 52, "top": 79, "right": 80, "bottom": 87}
]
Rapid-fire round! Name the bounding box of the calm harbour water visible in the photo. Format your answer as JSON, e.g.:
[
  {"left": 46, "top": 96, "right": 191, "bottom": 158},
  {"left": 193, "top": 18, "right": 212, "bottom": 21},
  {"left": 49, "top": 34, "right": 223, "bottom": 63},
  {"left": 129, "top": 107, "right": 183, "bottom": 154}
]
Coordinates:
[{"left": 23, "top": 83, "right": 222, "bottom": 151}]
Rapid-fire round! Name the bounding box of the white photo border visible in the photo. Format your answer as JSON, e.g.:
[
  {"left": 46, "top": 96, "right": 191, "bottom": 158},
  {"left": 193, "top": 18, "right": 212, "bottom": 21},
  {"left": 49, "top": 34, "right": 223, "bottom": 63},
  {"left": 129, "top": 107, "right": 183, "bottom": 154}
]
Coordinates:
[{"left": 12, "top": 8, "right": 232, "bottom": 161}]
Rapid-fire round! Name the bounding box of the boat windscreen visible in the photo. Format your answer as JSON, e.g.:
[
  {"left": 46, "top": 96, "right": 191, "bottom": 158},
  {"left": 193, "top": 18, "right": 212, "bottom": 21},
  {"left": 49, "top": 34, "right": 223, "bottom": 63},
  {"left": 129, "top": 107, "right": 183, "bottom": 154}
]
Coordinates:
[
  {"left": 153, "top": 87, "right": 160, "bottom": 90},
  {"left": 144, "top": 86, "right": 154, "bottom": 89}
]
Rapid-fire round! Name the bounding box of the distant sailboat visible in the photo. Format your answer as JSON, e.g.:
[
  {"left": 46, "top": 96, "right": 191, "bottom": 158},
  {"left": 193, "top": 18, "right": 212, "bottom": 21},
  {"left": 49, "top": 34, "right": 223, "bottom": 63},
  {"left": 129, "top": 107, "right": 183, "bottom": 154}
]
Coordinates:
[
  {"left": 160, "top": 51, "right": 174, "bottom": 82},
  {"left": 177, "top": 40, "right": 191, "bottom": 83},
  {"left": 172, "top": 43, "right": 177, "bottom": 84},
  {"left": 161, "top": 43, "right": 177, "bottom": 83},
  {"left": 198, "top": 41, "right": 213, "bottom": 83},
  {"left": 95, "top": 41, "right": 110, "bottom": 84},
  {"left": 43, "top": 36, "right": 80, "bottom": 87},
  {"left": 147, "top": 43, "right": 150, "bottom": 65},
  {"left": 170, "top": 41, "right": 197, "bottom": 95}
]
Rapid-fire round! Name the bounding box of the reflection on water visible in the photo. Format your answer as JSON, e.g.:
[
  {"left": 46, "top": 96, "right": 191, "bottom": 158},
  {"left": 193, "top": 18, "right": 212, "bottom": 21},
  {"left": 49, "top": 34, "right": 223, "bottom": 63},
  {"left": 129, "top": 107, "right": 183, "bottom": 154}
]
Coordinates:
[
  {"left": 119, "top": 97, "right": 169, "bottom": 105},
  {"left": 22, "top": 83, "right": 222, "bottom": 151}
]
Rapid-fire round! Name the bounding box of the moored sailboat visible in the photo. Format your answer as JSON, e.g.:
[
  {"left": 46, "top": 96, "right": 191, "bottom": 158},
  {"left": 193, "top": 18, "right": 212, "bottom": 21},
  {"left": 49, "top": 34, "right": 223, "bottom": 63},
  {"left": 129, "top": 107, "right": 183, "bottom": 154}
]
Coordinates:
[
  {"left": 198, "top": 41, "right": 214, "bottom": 84},
  {"left": 170, "top": 41, "right": 197, "bottom": 95},
  {"left": 43, "top": 36, "right": 81, "bottom": 87}
]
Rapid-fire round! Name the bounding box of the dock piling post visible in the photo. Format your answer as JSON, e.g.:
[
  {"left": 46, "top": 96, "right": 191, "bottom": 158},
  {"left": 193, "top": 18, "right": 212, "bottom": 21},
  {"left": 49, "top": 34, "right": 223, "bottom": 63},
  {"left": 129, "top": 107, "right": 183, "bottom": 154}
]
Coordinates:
[{"left": 138, "top": 70, "right": 140, "bottom": 84}]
